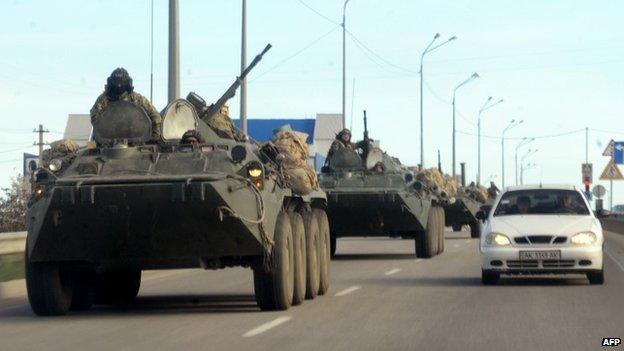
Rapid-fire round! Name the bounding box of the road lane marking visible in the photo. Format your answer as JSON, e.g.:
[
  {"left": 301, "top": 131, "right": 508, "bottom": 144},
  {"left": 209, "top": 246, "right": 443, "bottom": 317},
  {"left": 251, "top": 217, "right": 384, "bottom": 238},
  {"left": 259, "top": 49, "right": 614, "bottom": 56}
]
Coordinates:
[
  {"left": 242, "top": 316, "right": 292, "bottom": 337},
  {"left": 334, "top": 286, "right": 361, "bottom": 297},
  {"left": 605, "top": 248, "right": 624, "bottom": 273},
  {"left": 384, "top": 268, "right": 401, "bottom": 276},
  {"left": 415, "top": 259, "right": 423, "bottom": 262}
]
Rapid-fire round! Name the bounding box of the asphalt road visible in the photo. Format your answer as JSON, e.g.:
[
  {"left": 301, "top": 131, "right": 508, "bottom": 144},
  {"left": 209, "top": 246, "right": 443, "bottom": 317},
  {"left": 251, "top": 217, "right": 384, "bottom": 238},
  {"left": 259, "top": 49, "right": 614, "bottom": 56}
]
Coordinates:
[{"left": 1, "top": 230, "right": 624, "bottom": 351}]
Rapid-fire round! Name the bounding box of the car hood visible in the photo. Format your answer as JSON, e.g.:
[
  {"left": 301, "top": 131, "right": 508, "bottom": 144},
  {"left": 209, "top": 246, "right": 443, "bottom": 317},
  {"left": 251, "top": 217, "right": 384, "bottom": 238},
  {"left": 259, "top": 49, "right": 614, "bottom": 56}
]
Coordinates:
[{"left": 489, "top": 215, "right": 598, "bottom": 237}]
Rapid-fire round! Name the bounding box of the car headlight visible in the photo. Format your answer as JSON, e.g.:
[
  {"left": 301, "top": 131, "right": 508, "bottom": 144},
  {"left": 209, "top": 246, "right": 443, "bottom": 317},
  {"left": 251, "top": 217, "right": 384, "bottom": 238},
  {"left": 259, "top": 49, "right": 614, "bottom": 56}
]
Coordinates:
[
  {"left": 48, "top": 158, "right": 63, "bottom": 172},
  {"left": 485, "top": 232, "right": 511, "bottom": 246},
  {"left": 570, "top": 232, "right": 597, "bottom": 245}
]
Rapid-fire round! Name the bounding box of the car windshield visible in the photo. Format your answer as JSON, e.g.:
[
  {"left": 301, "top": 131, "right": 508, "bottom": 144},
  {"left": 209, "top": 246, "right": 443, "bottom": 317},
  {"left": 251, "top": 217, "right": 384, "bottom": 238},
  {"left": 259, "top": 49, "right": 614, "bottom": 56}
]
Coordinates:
[{"left": 493, "top": 189, "right": 589, "bottom": 216}]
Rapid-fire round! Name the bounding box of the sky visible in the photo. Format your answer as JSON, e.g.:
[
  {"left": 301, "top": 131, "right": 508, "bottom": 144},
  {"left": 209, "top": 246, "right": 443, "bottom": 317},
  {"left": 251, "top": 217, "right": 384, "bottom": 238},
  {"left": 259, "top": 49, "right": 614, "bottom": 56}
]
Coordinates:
[{"left": 1, "top": 0, "right": 623, "bottom": 206}]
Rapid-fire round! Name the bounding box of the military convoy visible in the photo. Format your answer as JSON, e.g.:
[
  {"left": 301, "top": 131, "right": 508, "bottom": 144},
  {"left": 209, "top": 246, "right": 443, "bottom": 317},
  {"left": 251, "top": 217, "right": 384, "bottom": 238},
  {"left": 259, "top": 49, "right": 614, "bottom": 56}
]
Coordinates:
[
  {"left": 319, "top": 112, "right": 447, "bottom": 258},
  {"left": 25, "top": 45, "right": 330, "bottom": 315}
]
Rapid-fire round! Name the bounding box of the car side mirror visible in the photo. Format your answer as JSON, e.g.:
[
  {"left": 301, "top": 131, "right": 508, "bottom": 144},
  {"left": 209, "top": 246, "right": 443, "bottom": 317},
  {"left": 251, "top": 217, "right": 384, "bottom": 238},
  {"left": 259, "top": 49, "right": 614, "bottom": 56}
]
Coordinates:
[{"left": 476, "top": 210, "right": 487, "bottom": 221}]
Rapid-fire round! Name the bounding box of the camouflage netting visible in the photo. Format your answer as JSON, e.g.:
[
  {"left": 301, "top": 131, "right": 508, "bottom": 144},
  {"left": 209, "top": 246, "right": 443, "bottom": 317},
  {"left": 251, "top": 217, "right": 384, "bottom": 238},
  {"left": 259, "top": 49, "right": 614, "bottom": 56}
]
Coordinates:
[
  {"left": 417, "top": 168, "right": 459, "bottom": 198},
  {"left": 273, "top": 130, "right": 319, "bottom": 195},
  {"left": 459, "top": 183, "right": 489, "bottom": 203},
  {"left": 41, "top": 139, "right": 79, "bottom": 167}
]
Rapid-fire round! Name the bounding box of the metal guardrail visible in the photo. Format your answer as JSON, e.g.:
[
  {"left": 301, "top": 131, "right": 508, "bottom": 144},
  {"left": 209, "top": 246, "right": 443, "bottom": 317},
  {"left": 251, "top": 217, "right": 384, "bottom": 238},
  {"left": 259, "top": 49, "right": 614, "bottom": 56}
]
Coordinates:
[
  {"left": 0, "top": 231, "right": 26, "bottom": 255},
  {"left": 600, "top": 218, "right": 624, "bottom": 235}
]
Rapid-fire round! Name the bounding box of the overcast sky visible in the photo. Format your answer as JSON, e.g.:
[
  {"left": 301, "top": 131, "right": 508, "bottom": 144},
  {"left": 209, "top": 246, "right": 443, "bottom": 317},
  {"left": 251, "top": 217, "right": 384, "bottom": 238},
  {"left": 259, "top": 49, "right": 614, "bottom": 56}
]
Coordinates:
[{"left": 1, "top": 0, "right": 623, "bottom": 204}]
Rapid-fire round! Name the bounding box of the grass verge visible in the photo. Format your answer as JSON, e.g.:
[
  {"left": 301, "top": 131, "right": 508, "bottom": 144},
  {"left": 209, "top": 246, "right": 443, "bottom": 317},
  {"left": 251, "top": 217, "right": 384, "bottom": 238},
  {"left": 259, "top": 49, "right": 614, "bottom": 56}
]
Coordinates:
[{"left": 0, "top": 253, "right": 25, "bottom": 282}]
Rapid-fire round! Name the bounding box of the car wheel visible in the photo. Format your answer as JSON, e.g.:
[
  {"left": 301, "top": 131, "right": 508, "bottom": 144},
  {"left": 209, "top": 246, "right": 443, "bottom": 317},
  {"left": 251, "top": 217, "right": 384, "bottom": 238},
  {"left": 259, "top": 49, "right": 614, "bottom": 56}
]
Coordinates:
[
  {"left": 587, "top": 270, "right": 604, "bottom": 285},
  {"left": 26, "top": 254, "right": 74, "bottom": 316},
  {"left": 481, "top": 270, "right": 499, "bottom": 285},
  {"left": 452, "top": 224, "right": 462, "bottom": 232}
]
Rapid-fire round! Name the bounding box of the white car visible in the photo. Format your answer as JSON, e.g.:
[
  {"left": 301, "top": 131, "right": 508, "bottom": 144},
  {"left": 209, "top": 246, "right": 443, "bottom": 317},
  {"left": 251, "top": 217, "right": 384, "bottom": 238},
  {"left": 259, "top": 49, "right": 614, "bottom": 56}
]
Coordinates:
[{"left": 479, "top": 184, "right": 604, "bottom": 285}]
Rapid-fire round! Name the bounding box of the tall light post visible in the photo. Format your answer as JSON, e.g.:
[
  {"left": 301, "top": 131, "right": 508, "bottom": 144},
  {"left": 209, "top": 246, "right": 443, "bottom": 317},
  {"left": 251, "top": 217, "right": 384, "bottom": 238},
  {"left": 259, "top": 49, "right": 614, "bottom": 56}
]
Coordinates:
[
  {"left": 521, "top": 162, "right": 537, "bottom": 185},
  {"left": 501, "top": 119, "right": 523, "bottom": 188},
  {"left": 240, "top": 0, "right": 248, "bottom": 134},
  {"left": 419, "top": 33, "right": 456, "bottom": 168},
  {"left": 477, "top": 97, "right": 503, "bottom": 184},
  {"left": 168, "top": 0, "right": 180, "bottom": 103},
  {"left": 452, "top": 72, "right": 479, "bottom": 178},
  {"left": 520, "top": 149, "right": 538, "bottom": 185},
  {"left": 341, "top": 0, "right": 351, "bottom": 129},
  {"left": 515, "top": 137, "right": 534, "bottom": 185}
]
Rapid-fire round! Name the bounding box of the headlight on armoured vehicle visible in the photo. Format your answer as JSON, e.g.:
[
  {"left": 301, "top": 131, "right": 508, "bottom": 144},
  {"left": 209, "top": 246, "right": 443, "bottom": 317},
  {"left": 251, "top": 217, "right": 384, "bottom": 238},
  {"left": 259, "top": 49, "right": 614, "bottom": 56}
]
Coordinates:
[
  {"left": 246, "top": 162, "right": 264, "bottom": 189},
  {"left": 248, "top": 167, "right": 262, "bottom": 178},
  {"left": 48, "top": 158, "right": 63, "bottom": 172},
  {"left": 570, "top": 232, "right": 597, "bottom": 245},
  {"left": 33, "top": 185, "right": 45, "bottom": 199},
  {"left": 485, "top": 232, "right": 511, "bottom": 246}
]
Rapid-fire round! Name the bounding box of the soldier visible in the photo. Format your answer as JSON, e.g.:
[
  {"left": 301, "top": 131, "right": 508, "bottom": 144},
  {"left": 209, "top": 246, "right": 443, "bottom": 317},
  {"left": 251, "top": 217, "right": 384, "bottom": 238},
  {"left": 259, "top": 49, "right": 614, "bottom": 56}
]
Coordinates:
[
  {"left": 180, "top": 130, "right": 205, "bottom": 145},
  {"left": 90, "top": 68, "right": 162, "bottom": 140},
  {"left": 326, "top": 128, "right": 368, "bottom": 159},
  {"left": 487, "top": 181, "right": 500, "bottom": 199},
  {"left": 205, "top": 105, "right": 247, "bottom": 142}
]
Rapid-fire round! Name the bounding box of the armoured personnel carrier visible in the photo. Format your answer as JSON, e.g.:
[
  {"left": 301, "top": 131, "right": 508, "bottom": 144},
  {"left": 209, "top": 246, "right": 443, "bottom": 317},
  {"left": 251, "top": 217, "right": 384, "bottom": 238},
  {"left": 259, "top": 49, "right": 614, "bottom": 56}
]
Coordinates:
[
  {"left": 25, "top": 44, "right": 330, "bottom": 315},
  {"left": 319, "top": 111, "right": 446, "bottom": 258}
]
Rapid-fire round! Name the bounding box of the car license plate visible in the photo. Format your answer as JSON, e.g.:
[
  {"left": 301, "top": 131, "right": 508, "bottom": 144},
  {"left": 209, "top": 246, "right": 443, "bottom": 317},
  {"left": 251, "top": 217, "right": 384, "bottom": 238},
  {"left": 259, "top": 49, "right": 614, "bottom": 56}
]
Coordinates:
[{"left": 519, "top": 250, "right": 561, "bottom": 260}]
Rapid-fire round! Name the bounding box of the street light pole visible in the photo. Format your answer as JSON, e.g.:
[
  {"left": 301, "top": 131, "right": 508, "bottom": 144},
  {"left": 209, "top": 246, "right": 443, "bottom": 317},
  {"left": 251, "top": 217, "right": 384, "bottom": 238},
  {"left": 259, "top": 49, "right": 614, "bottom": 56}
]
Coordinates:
[
  {"left": 452, "top": 72, "right": 479, "bottom": 177},
  {"left": 501, "top": 119, "right": 523, "bottom": 188},
  {"left": 168, "top": 0, "right": 180, "bottom": 103},
  {"left": 419, "top": 33, "right": 456, "bottom": 169},
  {"left": 240, "top": 0, "right": 247, "bottom": 134},
  {"left": 520, "top": 149, "right": 538, "bottom": 185},
  {"left": 515, "top": 137, "right": 534, "bottom": 185},
  {"left": 477, "top": 97, "right": 503, "bottom": 184},
  {"left": 341, "top": 0, "right": 350, "bottom": 129}
]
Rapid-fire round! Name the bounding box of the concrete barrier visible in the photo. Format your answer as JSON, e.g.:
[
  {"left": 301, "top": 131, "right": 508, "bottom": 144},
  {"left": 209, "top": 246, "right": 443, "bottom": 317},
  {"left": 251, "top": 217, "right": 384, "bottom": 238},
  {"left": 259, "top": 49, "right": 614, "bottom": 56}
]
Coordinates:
[
  {"left": 0, "top": 231, "right": 26, "bottom": 255},
  {"left": 600, "top": 218, "right": 624, "bottom": 235}
]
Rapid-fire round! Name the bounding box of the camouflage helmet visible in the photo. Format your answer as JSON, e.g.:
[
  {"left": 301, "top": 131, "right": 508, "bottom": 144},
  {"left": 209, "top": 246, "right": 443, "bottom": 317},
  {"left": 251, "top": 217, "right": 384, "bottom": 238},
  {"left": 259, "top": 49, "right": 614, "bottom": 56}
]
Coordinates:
[
  {"left": 105, "top": 67, "right": 134, "bottom": 100},
  {"left": 181, "top": 130, "right": 205, "bottom": 144},
  {"left": 336, "top": 128, "right": 351, "bottom": 140}
]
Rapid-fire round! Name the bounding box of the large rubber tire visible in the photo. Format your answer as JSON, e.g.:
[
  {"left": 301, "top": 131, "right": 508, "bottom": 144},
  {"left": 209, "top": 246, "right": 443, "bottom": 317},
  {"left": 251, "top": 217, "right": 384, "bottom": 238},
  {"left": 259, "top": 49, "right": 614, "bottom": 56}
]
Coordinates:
[
  {"left": 253, "top": 211, "right": 294, "bottom": 311},
  {"left": 437, "top": 207, "right": 446, "bottom": 254},
  {"left": 470, "top": 221, "right": 482, "bottom": 239},
  {"left": 587, "top": 270, "right": 604, "bottom": 285},
  {"left": 289, "top": 212, "right": 306, "bottom": 306},
  {"left": 94, "top": 270, "right": 141, "bottom": 305},
  {"left": 303, "top": 211, "right": 320, "bottom": 300},
  {"left": 330, "top": 235, "right": 337, "bottom": 258},
  {"left": 314, "top": 209, "right": 330, "bottom": 296},
  {"left": 415, "top": 208, "right": 438, "bottom": 258},
  {"left": 26, "top": 249, "right": 74, "bottom": 316},
  {"left": 452, "top": 224, "right": 462, "bottom": 232},
  {"left": 482, "top": 270, "right": 500, "bottom": 285},
  {"left": 70, "top": 270, "right": 95, "bottom": 311}
]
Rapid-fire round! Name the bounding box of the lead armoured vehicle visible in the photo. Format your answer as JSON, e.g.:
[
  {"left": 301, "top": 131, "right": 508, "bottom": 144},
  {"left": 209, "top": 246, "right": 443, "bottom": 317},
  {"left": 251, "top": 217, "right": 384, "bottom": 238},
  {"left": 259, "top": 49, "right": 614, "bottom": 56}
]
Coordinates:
[
  {"left": 319, "top": 111, "right": 446, "bottom": 258},
  {"left": 25, "top": 44, "right": 330, "bottom": 316}
]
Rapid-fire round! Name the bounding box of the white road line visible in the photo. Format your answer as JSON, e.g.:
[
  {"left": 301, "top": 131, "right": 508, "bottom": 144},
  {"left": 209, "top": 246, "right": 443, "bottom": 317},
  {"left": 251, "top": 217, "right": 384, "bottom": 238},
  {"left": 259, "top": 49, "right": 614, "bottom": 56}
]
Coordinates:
[
  {"left": 415, "top": 259, "right": 423, "bottom": 262},
  {"left": 334, "top": 286, "right": 361, "bottom": 297},
  {"left": 453, "top": 243, "right": 460, "bottom": 248},
  {"left": 384, "top": 268, "right": 401, "bottom": 276},
  {"left": 242, "top": 316, "right": 292, "bottom": 337},
  {"left": 605, "top": 248, "right": 624, "bottom": 273}
]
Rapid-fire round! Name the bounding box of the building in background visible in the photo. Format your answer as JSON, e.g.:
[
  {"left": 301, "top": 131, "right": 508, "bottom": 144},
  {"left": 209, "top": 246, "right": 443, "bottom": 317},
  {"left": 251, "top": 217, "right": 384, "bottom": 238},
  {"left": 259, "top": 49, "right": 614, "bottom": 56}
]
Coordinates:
[{"left": 34, "top": 113, "right": 344, "bottom": 172}]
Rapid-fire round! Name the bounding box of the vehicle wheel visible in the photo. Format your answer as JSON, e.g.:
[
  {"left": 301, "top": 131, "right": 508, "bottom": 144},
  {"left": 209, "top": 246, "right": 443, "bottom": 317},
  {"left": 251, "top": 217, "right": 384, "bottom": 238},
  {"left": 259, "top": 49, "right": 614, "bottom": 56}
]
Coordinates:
[
  {"left": 314, "top": 209, "right": 330, "bottom": 295},
  {"left": 437, "top": 207, "right": 445, "bottom": 254},
  {"left": 26, "top": 249, "right": 74, "bottom": 316},
  {"left": 452, "top": 224, "right": 462, "bottom": 232},
  {"left": 481, "top": 270, "right": 499, "bottom": 285},
  {"left": 70, "top": 270, "right": 95, "bottom": 311},
  {"left": 470, "top": 221, "right": 482, "bottom": 239},
  {"left": 587, "top": 270, "right": 604, "bottom": 285},
  {"left": 303, "top": 211, "right": 320, "bottom": 300},
  {"left": 289, "top": 211, "right": 306, "bottom": 305},
  {"left": 415, "top": 208, "right": 437, "bottom": 258},
  {"left": 330, "top": 234, "right": 337, "bottom": 258},
  {"left": 95, "top": 270, "right": 141, "bottom": 304}
]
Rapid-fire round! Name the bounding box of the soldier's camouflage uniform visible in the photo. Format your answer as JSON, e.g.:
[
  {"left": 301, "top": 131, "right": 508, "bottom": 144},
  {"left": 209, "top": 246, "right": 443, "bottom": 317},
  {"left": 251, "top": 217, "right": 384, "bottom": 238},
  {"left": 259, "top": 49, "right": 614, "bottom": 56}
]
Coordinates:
[
  {"left": 90, "top": 91, "right": 162, "bottom": 139},
  {"left": 204, "top": 105, "right": 246, "bottom": 141}
]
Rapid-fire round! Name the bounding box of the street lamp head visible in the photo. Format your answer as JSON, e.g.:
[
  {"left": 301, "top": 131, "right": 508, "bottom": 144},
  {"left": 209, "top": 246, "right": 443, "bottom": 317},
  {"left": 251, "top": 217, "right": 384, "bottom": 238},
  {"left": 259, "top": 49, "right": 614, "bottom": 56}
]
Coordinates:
[
  {"left": 497, "top": 99, "right": 504, "bottom": 103},
  {"left": 434, "top": 33, "right": 440, "bottom": 39},
  {"left": 449, "top": 36, "right": 457, "bottom": 41},
  {"left": 487, "top": 96, "right": 492, "bottom": 101},
  {"left": 472, "top": 72, "right": 480, "bottom": 78}
]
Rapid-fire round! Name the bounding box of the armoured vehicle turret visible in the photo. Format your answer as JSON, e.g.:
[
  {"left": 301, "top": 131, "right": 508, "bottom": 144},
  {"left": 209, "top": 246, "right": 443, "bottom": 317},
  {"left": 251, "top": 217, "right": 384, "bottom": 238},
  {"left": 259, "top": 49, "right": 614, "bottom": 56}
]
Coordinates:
[
  {"left": 25, "top": 44, "right": 330, "bottom": 316},
  {"left": 319, "top": 111, "right": 446, "bottom": 258}
]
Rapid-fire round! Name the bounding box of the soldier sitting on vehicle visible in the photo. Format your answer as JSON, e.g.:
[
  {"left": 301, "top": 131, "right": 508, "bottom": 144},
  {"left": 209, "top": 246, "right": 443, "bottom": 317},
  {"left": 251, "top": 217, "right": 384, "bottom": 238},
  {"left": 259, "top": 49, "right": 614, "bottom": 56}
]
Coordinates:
[
  {"left": 326, "top": 128, "right": 369, "bottom": 159},
  {"left": 180, "top": 130, "right": 205, "bottom": 145},
  {"left": 90, "top": 68, "right": 162, "bottom": 140},
  {"left": 487, "top": 181, "right": 500, "bottom": 199},
  {"left": 205, "top": 105, "right": 247, "bottom": 142},
  {"left": 373, "top": 161, "right": 386, "bottom": 174}
]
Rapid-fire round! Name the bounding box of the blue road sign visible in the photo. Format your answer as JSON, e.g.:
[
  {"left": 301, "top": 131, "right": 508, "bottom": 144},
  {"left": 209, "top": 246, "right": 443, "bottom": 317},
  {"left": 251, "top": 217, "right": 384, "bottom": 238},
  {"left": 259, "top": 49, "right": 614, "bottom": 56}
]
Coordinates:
[{"left": 614, "top": 142, "right": 624, "bottom": 164}]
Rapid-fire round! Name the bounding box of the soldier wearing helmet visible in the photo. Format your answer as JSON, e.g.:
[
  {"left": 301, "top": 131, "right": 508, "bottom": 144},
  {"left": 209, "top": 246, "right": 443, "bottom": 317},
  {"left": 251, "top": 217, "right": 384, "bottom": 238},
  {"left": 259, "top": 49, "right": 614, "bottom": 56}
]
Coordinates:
[
  {"left": 326, "top": 128, "right": 367, "bottom": 159},
  {"left": 90, "top": 68, "right": 162, "bottom": 140}
]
